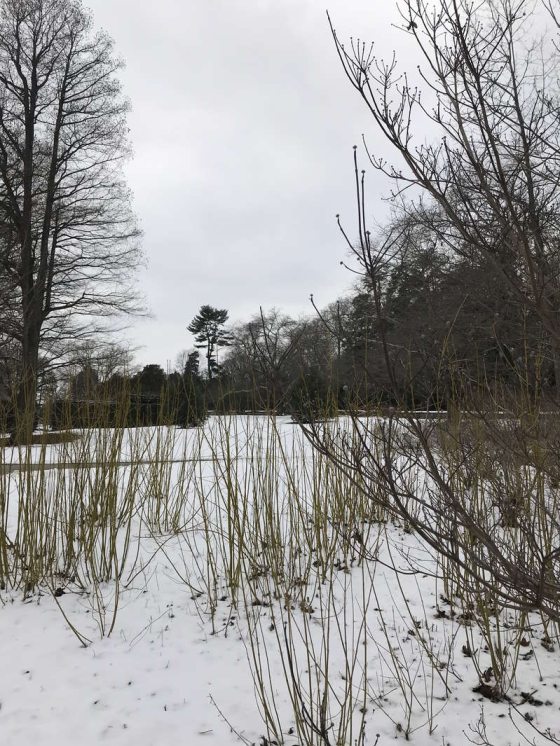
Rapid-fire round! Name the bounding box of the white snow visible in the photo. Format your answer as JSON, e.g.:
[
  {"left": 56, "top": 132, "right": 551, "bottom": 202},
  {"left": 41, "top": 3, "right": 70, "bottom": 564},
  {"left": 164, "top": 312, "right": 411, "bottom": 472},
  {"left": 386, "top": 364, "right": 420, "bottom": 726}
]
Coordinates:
[{"left": 0, "top": 416, "right": 559, "bottom": 746}]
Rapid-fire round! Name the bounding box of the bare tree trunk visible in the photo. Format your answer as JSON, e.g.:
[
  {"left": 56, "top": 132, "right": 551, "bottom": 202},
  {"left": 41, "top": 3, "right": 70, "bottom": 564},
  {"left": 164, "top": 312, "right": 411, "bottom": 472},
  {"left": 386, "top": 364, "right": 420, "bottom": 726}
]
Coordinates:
[
  {"left": 551, "top": 337, "right": 560, "bottom": 391},
  {"left": 11, "top": 319, "right": 40, "bottom": 445}
]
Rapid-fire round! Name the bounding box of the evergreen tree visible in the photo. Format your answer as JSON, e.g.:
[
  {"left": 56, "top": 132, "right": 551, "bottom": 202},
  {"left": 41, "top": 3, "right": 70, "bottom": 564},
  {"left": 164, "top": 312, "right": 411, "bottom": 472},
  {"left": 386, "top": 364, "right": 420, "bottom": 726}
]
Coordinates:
[
  {"left": 183, "top": 351, "right": 201, "bottom": 380},
  {"left": 187, "top": 306, "right": 232, "bottom": 379},
  {"left": 136, "top": 364, "right": 166, "bottom": 398}
]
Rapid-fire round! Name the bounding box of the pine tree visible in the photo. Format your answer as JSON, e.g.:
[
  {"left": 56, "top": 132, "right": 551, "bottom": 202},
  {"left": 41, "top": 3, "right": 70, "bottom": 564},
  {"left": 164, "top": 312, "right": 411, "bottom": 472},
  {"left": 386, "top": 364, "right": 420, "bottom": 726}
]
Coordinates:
[{"left": 187, "top": 306, "right": 232, "bottom": 379}]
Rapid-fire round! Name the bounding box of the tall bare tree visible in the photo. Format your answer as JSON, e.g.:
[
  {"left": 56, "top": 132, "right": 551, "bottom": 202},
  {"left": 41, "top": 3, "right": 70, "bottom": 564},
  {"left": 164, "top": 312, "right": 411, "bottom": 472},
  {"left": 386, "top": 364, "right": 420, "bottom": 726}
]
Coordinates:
[{"left": 0, "top": 0, "right": 141, "bottom": 442}]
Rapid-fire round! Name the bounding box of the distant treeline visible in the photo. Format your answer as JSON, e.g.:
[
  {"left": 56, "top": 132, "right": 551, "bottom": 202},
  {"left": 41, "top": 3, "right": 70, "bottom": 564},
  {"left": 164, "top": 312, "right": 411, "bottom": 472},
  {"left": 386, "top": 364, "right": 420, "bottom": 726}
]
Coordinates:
[
  {"left": 10, "top": 213, "right": 554, "bottom": 431},
  {"left": 41, "top": 367, "right": 205, "bottom": 430}
]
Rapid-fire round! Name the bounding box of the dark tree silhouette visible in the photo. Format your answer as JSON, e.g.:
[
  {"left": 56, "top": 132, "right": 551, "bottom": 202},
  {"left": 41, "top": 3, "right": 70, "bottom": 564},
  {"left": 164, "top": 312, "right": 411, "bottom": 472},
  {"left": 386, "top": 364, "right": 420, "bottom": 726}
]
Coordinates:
[
  {"left": 182, "top": 350, "right": 200, "bottom": 380},
  {"left": 135, "top": 364, "right": 166, "bottom": 398},
  {"left": 187, "top": 306, "right": 232, "bottom": 380}
]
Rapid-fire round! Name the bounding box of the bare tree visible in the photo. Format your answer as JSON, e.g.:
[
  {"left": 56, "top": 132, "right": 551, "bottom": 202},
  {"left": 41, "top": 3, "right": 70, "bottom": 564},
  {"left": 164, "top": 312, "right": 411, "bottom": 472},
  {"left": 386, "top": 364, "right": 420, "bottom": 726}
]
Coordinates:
[
  {"left": 290, "top": 0, "right": 560, "bottom": 704},
  {"left": 306, "top": 172, "right": 560, "bottom": 682},
  {"left": 330, "top": 0, "right": 560, "bottom": 386},
  {"left": 0, "top": 0, "right": 142, "bottom": 442},
  {"left": 227, "top": 307, "right": 307, "bottom": 411}
]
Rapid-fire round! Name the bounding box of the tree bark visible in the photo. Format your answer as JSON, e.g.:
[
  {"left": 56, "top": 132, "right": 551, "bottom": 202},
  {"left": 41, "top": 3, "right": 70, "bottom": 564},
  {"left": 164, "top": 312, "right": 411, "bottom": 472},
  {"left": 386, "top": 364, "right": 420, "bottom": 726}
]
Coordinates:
[{"left": 10, "top": 320, "right": 40, "bottom": 445}]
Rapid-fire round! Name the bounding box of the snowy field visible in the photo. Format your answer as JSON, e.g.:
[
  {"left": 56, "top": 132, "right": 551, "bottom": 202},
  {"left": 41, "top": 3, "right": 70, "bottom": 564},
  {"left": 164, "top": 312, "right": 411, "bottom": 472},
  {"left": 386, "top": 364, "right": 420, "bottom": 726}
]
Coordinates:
[{"left": 0, "top": 416, "right": 559, "bottom": 746}]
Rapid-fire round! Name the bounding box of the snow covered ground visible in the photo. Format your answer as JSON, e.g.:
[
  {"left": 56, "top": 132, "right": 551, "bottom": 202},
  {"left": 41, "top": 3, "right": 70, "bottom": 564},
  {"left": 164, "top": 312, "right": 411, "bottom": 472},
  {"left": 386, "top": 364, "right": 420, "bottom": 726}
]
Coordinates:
[{"left": 0, "top": 416, "right": 559, "bottom": 746}]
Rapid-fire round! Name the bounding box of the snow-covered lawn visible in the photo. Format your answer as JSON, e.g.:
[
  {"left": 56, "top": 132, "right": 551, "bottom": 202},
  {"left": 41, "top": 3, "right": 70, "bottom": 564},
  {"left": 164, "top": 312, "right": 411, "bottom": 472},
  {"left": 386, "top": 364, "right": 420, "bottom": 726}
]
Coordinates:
[{"left": 0, "top": 416, "right": 559, "bottom": 745}]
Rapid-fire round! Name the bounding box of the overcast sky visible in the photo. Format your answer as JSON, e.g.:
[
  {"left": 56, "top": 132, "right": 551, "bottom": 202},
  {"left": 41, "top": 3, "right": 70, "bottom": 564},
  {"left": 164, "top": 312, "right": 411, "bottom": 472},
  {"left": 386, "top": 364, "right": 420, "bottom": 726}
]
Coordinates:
[{"left": 84, "top": 0, "right": 407, "bottom": 370}]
